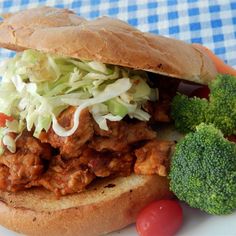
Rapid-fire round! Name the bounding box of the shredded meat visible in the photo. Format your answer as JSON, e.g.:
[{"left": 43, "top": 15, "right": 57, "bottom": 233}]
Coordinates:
[
  {"left": 134, "top": 140, "right": 174, "bottom": 176},
  {"left": 144, "top": 99, "right": 171, "bottom": 122},
  {"left": 35, "top": 148, "right": 133, "bottom": 196},
  {"left": 35, "top": 155, "right": 95, "bottom": 196},
  {"left": 41, "top": 107, "right": 155, "bottom": 155},
  {"left": 83, "top": 148, "right": 134, "bottom": 177},
  {"left": 145, "top": 74, "right": 180, "bottom": 122},
  {"left": 16, "top": 132, "right": 52, "bottom": 160},
  {"left": 154, "top": 99, "right": 172, "bottom": 122},
  {"left": 0, "top": 100, "right": 175, "bottom": 196},
  {"left": 0, "top": 165, "right": 11, "bottom": 191},
  {"left": 40, "top": 107, "right": 94, "bottom": 159},
  {"left": 0, "top": 132, "right": 51, "bottom": 191},
  {"left": 90, "top": 121, "right": 156, "bottom": 152}
]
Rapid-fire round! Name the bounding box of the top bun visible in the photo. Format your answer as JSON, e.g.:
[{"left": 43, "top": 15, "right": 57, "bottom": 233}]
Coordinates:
[{"left": 0, "top": 6, "right": 217, "bottom": 84}]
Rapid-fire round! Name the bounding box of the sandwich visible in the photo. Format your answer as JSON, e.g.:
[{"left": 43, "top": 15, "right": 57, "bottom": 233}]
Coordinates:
[{"left": 0, "top": 6, "right": 218, "bottom": 236}]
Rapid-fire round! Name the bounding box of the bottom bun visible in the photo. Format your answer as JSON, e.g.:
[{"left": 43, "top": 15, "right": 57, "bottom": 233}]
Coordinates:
[{"left": 0, "top": 174, "right": 172, "bottom": 236}]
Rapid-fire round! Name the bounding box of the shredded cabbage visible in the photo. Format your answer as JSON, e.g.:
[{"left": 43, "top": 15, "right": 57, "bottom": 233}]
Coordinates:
[{"left": 0, "top": 49, "right": 158, "bottom": 151}]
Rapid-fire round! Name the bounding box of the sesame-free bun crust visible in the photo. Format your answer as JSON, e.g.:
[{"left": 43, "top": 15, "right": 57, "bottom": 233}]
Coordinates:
[
  {"left": 0, "top": 7, "right": 217, "bottom": 84},
  {"left": 0, "top": 174, "right": 172, "bottom": 236}
]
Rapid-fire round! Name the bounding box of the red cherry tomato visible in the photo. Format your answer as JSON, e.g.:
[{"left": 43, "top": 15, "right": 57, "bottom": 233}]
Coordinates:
[
  {"left": 190, "top": 86, "right": 210, "bottom": 99},
  {"left": 0, "top": 113, "right": 14, "bottom": 127},
  {"left": 136, "top": 200, "right": 183, "bottom": 236}
]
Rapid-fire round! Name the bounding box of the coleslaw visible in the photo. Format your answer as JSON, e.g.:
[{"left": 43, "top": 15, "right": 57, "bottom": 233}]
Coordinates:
[{"left": 0, "top": 49, "right": 158, "bottom": 152}]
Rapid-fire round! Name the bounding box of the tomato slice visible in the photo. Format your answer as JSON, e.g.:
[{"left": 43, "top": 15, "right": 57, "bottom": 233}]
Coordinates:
[
  {"left": 190, "top": 86, "right": 210, "bottom": 99},
  {"left": 0, "top": 113, "right": 14, "bottom": 127},
  {"left": 136, "top": 200, "right": 183, "bottom": 236},
  {"left": 227, "top": 135, "right": 236, "bottom": 143},
  {"left": 193, "top": 44, "right": 236, "bottom": 76}
]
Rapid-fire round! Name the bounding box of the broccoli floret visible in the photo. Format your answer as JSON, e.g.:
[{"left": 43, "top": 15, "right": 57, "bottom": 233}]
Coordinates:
[
  {"left": 169, "top": 123, "right": 236, "bottom": 215},
  {"left": 207, "top": 74, "right": 236, "bottom": 135},
  {"left": 171, "top": 74, "right": 236, "bottom": 135},
  {"left": 171, "top": 94, "right": 208, "bottom": 133}
]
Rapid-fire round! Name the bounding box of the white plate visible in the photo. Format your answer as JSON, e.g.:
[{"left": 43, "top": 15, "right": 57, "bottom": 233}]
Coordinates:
[{"left": 0, "top": 203, "right": 235, "bottom": 236}]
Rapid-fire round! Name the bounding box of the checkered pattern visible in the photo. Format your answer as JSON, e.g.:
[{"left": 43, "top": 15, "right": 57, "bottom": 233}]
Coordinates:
[{"left": 0, "top": 0, "right": 235, "bottom": 67}]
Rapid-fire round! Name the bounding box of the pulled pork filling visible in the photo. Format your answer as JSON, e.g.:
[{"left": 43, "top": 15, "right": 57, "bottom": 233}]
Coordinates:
[
  {"left": 0, "top": 49, "right": 180, "bottom": 196},
  {"left": 0, "top": 106, "right": 174, "bottom": 196},
  {"left": 0, "top": 50, "right": 179, "bottom": 197}
]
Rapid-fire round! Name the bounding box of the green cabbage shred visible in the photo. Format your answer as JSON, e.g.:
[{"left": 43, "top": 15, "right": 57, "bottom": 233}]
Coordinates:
[{"left": 0, "top": 49, "right": 157, "bottom": 152}]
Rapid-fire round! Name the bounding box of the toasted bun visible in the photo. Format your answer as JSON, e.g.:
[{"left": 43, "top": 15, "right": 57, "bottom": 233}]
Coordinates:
[
  {"left": 0, "top": 174, "right": 172, "bottom": 236},
  {"left": 0, "top": 6, "right": 217, "bottom": 84}
]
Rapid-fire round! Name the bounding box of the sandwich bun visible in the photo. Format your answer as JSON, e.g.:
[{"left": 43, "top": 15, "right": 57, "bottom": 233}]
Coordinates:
[
  {"left": 0, "top": 174, "right": 172, "bottom": 236},
  {"left": 0, "top": 6, "right": 217, "bottom": 85},
  {"left": 0, "top": 6, "right": 218, "bottom": 236}
]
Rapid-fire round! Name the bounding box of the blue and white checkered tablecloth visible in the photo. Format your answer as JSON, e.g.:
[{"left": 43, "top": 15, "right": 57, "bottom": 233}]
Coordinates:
[{"left": 0, "top": 0, "right": 235, "bottom": 67}]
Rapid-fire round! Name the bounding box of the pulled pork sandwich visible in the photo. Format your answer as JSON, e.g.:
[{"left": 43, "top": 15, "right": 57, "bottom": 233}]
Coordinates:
[{"left": 0, "top": 6, "right": 217, "bottom": 236}]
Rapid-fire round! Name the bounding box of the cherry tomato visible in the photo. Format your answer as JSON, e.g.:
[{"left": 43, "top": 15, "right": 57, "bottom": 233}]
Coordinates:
[
  {"left": 0, "top": 113, "right": 14, "bottom": 127},
  {"left": 190, "top": 86, "right": 210, "bottom": 99},
  {"left": 227, "top": 135, "right": 236, "bottom": 143},
  {"left": 192, "top": 44, "right": 236, "bottom": 76},
  {"left": 136, "top": 200, "right": 183, "bottom": 236}
]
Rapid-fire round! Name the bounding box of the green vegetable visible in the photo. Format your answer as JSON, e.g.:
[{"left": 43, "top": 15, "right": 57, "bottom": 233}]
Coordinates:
[
  {"left": 207, "top": 74, "right": 236, "bottom": 135},
  {"left": 171, "top": 94, "right": 208, "bottom": 133},
  {"left": 169, "top": 123, "right": 236, "bottom": 215},
  {"left": 171, "top": 74, "right": 236, "bottom": 135},
  {"left": 105, "top": 99, "right": 128, "bottom": 117}
]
